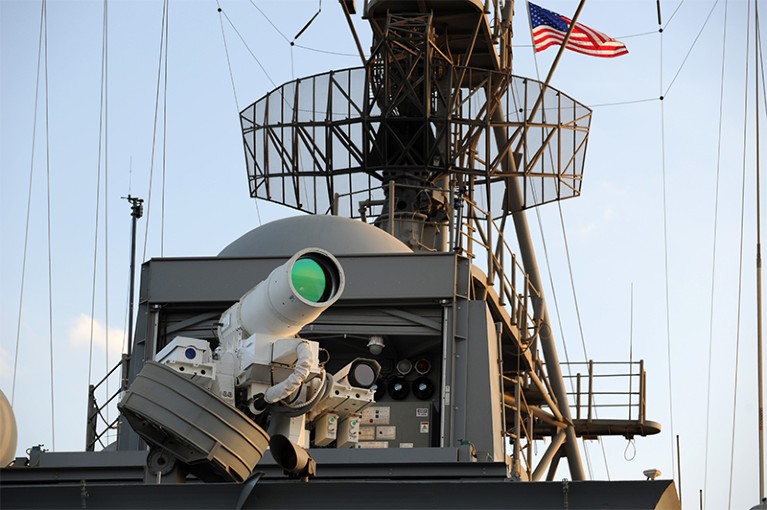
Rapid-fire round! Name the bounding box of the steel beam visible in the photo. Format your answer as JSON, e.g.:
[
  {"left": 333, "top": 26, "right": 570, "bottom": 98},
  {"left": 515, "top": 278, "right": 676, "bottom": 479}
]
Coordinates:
[
  {"left": 491, "top": 107, "right": 585, "bottom": 480},
  {"left": 531, "top": 429, "right": 566, "bottom": 481}
]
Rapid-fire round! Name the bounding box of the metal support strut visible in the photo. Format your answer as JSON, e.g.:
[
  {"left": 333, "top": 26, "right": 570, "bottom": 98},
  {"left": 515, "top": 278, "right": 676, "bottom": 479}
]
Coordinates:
[{"left": 492, "top": 106, "right": 585, "bottom": 480}]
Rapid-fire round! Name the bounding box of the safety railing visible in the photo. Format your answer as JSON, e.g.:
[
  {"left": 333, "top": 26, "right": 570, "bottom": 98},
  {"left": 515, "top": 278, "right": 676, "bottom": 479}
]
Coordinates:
[
  {"left": 85, "top": 354, "right": 127, "bottom": 451},
  {"left": 350, "top": 181, "right": 541, "bottom": 343},
  {"left": 456, "top": 193, "right": 540, "bottom": 338},
  {"left": 502, "top": 373, "right": 536, "bottom": 480},
  {"left": 560, "top": 360, "right": 646, "bottom": 423}
]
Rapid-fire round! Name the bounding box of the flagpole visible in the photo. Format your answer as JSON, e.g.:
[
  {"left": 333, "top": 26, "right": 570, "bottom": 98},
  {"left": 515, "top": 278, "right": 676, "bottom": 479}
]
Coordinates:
[{"left": 755, "top": 0, "right": 765, "bottom": 501}]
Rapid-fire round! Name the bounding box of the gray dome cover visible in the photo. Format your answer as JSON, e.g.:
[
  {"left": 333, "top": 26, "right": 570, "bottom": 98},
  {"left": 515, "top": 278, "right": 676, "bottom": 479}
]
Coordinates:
[{"left": 219, "top": 215, "right": 412, "bottom": 257}]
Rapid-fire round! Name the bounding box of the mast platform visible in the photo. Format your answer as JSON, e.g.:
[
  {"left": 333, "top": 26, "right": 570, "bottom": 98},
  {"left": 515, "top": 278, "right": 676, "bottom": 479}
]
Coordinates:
[{"left": 366, "top": 0, "right": 501, "bottom": 71}]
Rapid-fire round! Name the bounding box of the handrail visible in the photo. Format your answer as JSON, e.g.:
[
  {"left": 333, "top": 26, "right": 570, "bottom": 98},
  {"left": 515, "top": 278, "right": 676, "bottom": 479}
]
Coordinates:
[
  {"left": 502, "top": 373, "right": 535, "bottom": 479},
  {"left": 561, "top": 360, "right": 646, "bottom": 423},
  {"left": 350, "top": 181, "right": 542, "bottom": 343},
  {"left": 86, "top": 357, "right": 126, "bottom": 452}
]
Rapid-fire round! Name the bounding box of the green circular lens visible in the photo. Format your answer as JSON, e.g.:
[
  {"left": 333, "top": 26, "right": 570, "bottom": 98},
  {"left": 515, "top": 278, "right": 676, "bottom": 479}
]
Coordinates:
[{"left": 291, "top": 258, "right": 327, "bottom": 303}]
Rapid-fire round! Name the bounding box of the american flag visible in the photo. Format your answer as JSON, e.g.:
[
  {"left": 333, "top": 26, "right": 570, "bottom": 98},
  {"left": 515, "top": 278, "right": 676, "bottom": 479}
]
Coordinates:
[{"left": 528, "top": 2, "right": 628, "bottom": 58}]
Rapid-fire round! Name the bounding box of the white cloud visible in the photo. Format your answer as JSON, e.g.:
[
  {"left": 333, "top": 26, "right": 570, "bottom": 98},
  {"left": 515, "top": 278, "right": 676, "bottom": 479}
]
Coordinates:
[
  {"left": 578, "top": 222, "right": 597, "bottom": 236},
  {"left": 68, "top": 314, "right": 125, "bottom": 355},
  {"left": 598, "top": 180, "right": 627, "bottom": 197},
  {"left": 570, "top": 206, "right": 615, "bottom": 241}
]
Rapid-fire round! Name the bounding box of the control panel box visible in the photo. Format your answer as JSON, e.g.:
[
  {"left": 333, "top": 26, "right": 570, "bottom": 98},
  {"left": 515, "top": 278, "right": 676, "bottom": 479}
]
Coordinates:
[{"left": 357, "top": 401, "right": 435, "bottom": 448}]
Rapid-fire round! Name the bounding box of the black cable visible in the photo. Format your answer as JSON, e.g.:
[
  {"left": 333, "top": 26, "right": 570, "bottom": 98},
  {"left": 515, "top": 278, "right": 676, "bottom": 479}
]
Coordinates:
[
  {"left": 247, "top": 0, "right": 291, "bottom": 43},
  {"left": 219, "top": 9, "right": 276, "bottom": 87},
  {"left": 13, "top": 0, "right": 46, "bottom": 407},
  {"left": 664, "top": 0, "right": 721, "bottom": 98}
]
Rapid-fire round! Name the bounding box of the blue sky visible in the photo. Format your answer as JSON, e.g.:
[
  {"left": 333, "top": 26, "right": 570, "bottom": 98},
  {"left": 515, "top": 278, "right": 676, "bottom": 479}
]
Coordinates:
[{"left": 1, "top": 0, "right": 764, "bottom": 508}]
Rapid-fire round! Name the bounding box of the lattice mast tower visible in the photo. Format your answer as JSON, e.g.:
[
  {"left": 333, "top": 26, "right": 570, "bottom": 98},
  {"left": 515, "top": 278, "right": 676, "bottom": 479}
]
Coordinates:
[{"left": 241, "top": 0, "right": 656, "bottom": 480}]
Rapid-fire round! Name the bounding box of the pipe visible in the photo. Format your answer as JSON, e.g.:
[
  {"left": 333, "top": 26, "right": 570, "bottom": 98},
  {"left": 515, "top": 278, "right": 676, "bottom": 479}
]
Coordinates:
[
  {"left": 532, "top": 429, "right": 566, "bottom": 481},
  {"left": 491, "top": 105, "right": 585, "bottom": 479},
  {"left": 488, "top": 1, "right": 590, "bottom": 478},
  {"left": 265, "top": 341, "right": 314, "bottom": 404}
]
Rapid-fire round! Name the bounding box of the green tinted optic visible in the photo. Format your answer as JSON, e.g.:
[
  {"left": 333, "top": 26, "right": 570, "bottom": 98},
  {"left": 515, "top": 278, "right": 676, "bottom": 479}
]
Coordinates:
[{"left": 291, "top": 258, "right": 327, "bottom": 303}]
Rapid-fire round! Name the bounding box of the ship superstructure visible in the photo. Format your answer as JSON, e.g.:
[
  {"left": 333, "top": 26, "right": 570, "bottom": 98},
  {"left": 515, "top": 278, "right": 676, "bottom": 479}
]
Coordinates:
[{"left": 1, "top": 2, "right": 680, "bottom": 508}]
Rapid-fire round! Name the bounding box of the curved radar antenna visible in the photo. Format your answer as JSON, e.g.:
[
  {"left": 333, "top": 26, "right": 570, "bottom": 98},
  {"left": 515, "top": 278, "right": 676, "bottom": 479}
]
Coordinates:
[{"left": 239, "top": 3, "right": 592, "bottom": 254}]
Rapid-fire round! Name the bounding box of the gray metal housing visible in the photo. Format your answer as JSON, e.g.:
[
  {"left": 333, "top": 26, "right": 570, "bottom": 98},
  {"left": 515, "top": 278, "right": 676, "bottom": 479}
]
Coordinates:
[{"left": 1, "top": 215, "right": 677, "bottom": 508}]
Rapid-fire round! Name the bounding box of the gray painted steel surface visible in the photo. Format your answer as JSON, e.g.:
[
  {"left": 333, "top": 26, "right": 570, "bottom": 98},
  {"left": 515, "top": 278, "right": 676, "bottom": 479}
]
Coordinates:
[
  {"left": 0, "top": 478, "right": 680, "bottom": 509},
  {"left": 219, "top": 215, "right": 412, "bottom": 257},
  {"left": 118, "top": 361, "right": 269, "bottom": 483}
]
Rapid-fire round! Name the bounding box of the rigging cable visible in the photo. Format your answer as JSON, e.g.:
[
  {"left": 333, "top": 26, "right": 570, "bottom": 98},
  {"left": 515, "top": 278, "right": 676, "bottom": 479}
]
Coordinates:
[
  {"left": 658, "top": 4, "right": 678, "bottom": 485},
  {"left": 702, "top": 0, "right": 730, "bottom": 506},
  {"left": 522, "top": 0, "right": 599, "bottom": 478},
  {"left": 161, "top": 1, "right": 168, "bottom": 257},
  {"left": 103, "top": 0, "right": 111, "bottom": 426},
  {"left": 219, "top": 1, "right": 306, "bottom": 129},
  {"left": 247, "top": 0, "right": 290, "bottom": 44},
  {"left": 42, "top": 0, "right": 56, "bottom": 451},
  {"left": 218, "top": 9, "right": 277, "bottom": 88},
  {"left": 512, "top": 30, "right": 654, "bottom": 49},
  {"left": 663, "top": 0, "right": 687, "bottom": 30},
  {"left": 522, "top": 191, "right": 596, "bottom": 477},
  {"left": 12, "top": 1, "right": 46, "bottom": 406},
  {"left": 239, "top": 0, "right": 318, "bottom": 211},
  {"left": 585, "top": 0, "right": 721, "bottom": 112},
  {"left": 142, "top": 0, "right": 169, "bottom": 262},
  {"left": 517, "top": 0, "right": 594, "bottom": 479},
  {"left": 587, "top": 0, "right": 722, "bottom": 112},
  {"left": 214, "top": 2, "right": 262, "bottom": 226},
  {"left": 247, "top": 0, "right": 358, "bottom": 57},
  {"left": 760, "top": 20, "right": 767, "bottom": 116},
  {"left": 510, "top": 7, "right": 686, "bottom": 50},
  {"left": 628, "top": 283, "right": 634, "bottom": 419},
  {"left": 88, "top": 0, "right": 109, "bottom": 387},
  {"left": 625, "top": 284, "right": 637, "bottom": 471},
  {"left": 529, "top": 0, "right": 611, "bottom": 478},
  {"left": 726, "top": 2, "right": 752, "bottom": 506},
  {"left": 554, "top": 207, "right": 589, "bottom": 363},
  {"left": 589, "top": 97, "right": 657, "bottom": 109},
  {"left": 663, "top": 0, "right": 721, "bottom": 98},
  {"left": 285, "top": 6, "right": 309, "bottom": 209},
  {"left": 215, "top": 2, "right": 240, "bottom": 108},
  {"left": 293, "top": 44, "right": 359, "bottom": 57},
  {"left": 496, "top": 0, "right": 686, "bottom": 48},
  {"left": 519, "top": 132, "right": 584, "bottom": 475},
  {"left": 754, "top": 0, "right": 764, "bottom": 501},
  {"left": 556, "top": 202, "right": 611, "bottom": 480},
  {"left": 291, "top": 37, "right": 296, "bottom": 82},
  {"left": 624, "top": 438, "right": 637, "bottom": 461}
]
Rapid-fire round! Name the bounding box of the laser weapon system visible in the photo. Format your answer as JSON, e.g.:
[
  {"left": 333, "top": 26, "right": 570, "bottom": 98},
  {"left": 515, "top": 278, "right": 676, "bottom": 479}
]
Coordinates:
[
  {"left": 1, "top": 2, "right": 680, "bottom": 507},
  {"left": 118, "top": 248, "right": 379, "bottom": 481}
]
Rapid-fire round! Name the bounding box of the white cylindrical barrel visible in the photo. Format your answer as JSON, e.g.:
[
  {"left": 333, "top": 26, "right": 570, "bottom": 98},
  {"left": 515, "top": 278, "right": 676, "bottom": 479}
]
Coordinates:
[{"left": 236, "top": 248, "right": 345, "bottom": 338}]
